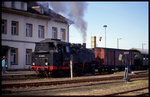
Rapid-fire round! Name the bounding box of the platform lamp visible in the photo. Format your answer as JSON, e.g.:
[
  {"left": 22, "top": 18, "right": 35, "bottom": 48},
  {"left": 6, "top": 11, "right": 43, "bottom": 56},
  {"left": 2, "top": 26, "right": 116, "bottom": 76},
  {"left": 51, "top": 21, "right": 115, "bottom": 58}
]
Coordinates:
[
  {"left": 142, "top": 43, "right": 146, "bottom": 50},
  {"left": 103, "top": 25, "right": 107, "bottom": 48},
  {"left": 117, "top": 38, "right": 122, "bottom": 49}
]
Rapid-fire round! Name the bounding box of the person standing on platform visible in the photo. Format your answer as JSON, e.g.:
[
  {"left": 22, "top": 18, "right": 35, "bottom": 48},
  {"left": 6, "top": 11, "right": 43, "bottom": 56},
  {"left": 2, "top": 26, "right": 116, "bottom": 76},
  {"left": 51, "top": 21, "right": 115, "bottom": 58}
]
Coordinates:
[{"left": 2, "top": 56, "right": 7, "bottom": 74}]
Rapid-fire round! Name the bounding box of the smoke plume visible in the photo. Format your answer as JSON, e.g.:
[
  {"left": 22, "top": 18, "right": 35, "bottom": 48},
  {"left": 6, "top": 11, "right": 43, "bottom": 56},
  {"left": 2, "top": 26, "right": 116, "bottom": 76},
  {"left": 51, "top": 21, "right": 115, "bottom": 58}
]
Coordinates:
[{"left": 38, "top": 2, "right": 88, "bottom": 43}]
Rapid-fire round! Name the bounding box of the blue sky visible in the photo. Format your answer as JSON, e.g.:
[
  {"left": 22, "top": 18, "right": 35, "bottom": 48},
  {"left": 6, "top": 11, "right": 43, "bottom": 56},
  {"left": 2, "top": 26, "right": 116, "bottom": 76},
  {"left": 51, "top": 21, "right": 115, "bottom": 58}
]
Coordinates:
[{"left": 69, "top": 2, "right": 149, "bottom": 50}]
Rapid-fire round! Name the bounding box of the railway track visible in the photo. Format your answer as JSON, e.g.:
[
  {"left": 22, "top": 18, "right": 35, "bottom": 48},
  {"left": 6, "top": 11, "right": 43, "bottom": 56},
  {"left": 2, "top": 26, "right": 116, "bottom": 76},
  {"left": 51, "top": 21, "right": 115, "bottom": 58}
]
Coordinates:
[
  {"left": 2, "top": 73, "right": 148, "bottom": 89},
  {"left": 2, "top": 78, "right": 148, "bottom": 96},
  {"left": 2, "top": 70, "right": 148, "bottom": 81},
  {"left": 103, "top": 87, "right": 149, "bottom": 96}
]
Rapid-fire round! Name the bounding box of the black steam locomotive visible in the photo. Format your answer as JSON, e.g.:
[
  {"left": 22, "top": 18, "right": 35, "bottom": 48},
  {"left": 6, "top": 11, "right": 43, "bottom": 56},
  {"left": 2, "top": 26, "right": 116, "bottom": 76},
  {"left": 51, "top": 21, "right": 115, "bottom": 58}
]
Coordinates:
[
  {"left": 32, "top": 38, "right": 95, "bottom": 76},
  {"left": 31, "top": 38, "right": 148, "bottom": 76}
]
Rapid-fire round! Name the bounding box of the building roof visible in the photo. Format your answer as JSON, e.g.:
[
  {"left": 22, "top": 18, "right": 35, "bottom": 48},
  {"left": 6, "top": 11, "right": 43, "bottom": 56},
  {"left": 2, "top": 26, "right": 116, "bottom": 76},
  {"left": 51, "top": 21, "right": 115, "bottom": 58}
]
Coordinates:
[
  {"left": 27, "top": 2, "right": 73, "bottom": 24},
  {"left": 2, "top": 7, "right": 51, "bottom": 20},
  {"left": 2, "top": 1, "right": 73, "bottom": 24}
]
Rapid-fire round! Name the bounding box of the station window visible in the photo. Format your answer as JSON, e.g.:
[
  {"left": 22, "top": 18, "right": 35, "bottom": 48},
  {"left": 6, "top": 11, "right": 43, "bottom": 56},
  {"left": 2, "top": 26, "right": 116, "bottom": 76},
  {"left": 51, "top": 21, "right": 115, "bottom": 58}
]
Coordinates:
[
  {"left": 52, "top": 27, "right": 57, "bottom": 39},
  {"left": 2, "top": 19, "right": 7, "bottom": 34},
  {"left": 38, "top": 25, "right": 44, "bottom": 38},
  {"left": 10, "top": 48, "right": 18, "bottom": 65},
  {"left": 60, "top": 28, "right": 66, "bottom": 41},
  {"left": 26, "top": 49, "right": 32, "bottom": 65},
  {"left": 26, "top": 23, "right": 32, "bottom": 37},
  {"left": 11, "top": 21, "right": 19, "bottom": 35}
]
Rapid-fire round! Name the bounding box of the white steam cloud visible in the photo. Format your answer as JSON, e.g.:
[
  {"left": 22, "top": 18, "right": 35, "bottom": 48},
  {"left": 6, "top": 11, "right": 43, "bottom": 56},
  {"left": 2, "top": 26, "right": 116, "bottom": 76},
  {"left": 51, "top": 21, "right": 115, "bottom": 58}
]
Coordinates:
[{"left": 38, "top": 2, "right": 88, "bottom": 43}]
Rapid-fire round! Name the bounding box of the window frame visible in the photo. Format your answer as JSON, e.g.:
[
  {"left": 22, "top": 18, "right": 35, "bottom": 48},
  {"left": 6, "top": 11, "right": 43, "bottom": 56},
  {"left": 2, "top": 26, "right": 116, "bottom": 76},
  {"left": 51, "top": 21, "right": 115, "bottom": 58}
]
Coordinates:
[
  {"left": 10, "top": 48, "right": 18, "bottom": 65},
  {"left": 26, "top": 23, "right": 32, "bottom": 37},
  {"left": 60, "top": 28, "right": 66, "bottom": 41},
  {"left": 11, "top": 21, "right": 19, "bottom": 35},
  {"left": 26, "top": 49, "right": 32, "bottom": 65},
  {"left": 38, "top": 25, "right": 44, "bottom": 38},
  {"left": 52, "top": 27, "right": 57, "bottom": 39},
  {"left": 2, "top": 19, "right": 7, "bottom": 34}
]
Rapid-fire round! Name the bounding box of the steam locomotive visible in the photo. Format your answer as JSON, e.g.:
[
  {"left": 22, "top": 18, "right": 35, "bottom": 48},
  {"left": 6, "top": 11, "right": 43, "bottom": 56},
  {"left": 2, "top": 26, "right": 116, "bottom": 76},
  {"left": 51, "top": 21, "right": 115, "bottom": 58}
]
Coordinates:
[{"left": 31, "top": 38, "right": 148, "bottom": 76}]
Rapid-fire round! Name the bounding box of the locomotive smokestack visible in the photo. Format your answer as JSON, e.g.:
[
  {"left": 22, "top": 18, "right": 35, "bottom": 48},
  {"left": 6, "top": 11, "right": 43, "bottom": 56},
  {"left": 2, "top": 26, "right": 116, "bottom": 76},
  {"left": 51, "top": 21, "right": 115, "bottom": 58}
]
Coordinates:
[{"left": 83, "top": 43, "right": 86, "bottom": 48}]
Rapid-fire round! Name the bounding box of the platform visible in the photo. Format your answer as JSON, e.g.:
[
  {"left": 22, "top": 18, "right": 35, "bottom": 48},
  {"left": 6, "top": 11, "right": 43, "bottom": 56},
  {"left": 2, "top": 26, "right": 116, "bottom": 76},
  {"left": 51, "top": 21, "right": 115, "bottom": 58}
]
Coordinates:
[{"left": 1, "top": 70, "right": 37, "bottom": 78}]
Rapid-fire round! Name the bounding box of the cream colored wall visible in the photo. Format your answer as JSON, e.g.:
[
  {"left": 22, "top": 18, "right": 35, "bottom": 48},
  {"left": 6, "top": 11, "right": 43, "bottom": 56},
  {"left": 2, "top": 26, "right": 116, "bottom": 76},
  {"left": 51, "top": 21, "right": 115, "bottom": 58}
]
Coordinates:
[
  {"left": 48, "top": 20, "right": 69, "bottom": 42},
  {"left": 2, "top": 12, "right": 69, "bottom": 43},
  {"left": 2, "top": 9, "right": 69, "bottom": 70}
]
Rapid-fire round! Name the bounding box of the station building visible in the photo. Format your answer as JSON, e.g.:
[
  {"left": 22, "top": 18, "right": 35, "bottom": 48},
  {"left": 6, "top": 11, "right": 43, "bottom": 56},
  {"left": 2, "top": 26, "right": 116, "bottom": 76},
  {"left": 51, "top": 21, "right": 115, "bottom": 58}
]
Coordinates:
[{"left": 1, "top": 1, "right": 72, "bottom": 70}]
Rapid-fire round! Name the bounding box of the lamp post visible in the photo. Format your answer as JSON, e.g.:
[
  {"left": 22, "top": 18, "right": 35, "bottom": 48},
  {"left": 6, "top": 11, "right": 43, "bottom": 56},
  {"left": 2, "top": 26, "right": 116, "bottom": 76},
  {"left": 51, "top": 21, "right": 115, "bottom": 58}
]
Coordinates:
[
  {"left": 142, "top": 43, "right": 146, "bottom": 50},
  {"left": 117, "top": 38, "right": 122, "bottom": 49},
  {"left": 103, "top": 25, "right": 107, "bottom": 48}
]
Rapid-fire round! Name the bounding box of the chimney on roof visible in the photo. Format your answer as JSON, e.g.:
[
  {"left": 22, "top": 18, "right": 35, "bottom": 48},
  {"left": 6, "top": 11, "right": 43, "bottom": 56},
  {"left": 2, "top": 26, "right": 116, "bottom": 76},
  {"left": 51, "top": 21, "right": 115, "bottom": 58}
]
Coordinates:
[{"left": 32, "top": 6, "right": 44, "bottom": 14}]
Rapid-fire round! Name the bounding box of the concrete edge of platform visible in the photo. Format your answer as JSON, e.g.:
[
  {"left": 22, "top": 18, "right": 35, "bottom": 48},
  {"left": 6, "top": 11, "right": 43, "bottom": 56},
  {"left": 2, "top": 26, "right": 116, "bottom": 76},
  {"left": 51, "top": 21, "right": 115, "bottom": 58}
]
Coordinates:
[
  {"left": 1, "top": 70, "right": 37, "bottom": 79},
  {"left": 1, "top": 70, "right": 148, "bottom": 79}
]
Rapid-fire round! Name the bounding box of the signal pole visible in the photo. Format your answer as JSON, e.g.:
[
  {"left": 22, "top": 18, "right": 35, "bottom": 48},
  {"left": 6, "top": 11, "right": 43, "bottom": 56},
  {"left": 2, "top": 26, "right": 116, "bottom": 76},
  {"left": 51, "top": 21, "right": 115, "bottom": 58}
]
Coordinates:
[{"left": 70, "top": 55, "right": 73, "bottom": 80}]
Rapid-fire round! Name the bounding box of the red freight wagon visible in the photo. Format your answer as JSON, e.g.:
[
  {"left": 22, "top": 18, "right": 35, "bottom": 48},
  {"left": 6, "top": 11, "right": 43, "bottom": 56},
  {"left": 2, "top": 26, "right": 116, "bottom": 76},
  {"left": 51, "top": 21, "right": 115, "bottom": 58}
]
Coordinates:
[{"left": 94, "top": 47, "right": 135, "bottom": 72}]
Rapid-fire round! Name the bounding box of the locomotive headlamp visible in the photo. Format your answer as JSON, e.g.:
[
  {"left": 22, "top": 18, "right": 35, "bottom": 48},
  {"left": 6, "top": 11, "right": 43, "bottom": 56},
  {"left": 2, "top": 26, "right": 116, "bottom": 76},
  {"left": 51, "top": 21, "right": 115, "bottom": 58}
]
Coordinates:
[
  {"left": 32, "top": 62, "right": 35, "bottom": 66},
  {"left": 45, "top": 62, "right": 48, "bottom": 66}
]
